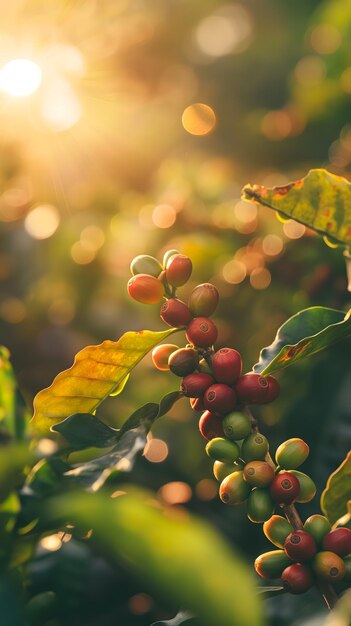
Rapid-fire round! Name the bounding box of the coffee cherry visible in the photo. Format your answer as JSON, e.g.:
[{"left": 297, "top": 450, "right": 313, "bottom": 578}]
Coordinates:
[
  {"left": 281, "top": 564, "right": 313, "bottom": 594},
  {"left": 127, "top": 274, "right": 164, "bottom": 304},
  {"left": 151, "top": 344, "right": 179, "bottom": 371},
  {"left": 263, "top": 376, "right": 280, "bottom": 403},
  {"left": 313, "top": 551, "right": 346, "bottom": 582},
  {"left": 206, "top": 437, "right": 240, "bottom": 463},
  {"left": 130, "top": 254, "right": 162, "bottom": 277},
  {"left": 284, "top": 531, "right": 317, "bottom": 562},
  {"left": 212, "top": 348, "right": 242, "bottom": 385},
  {"left": 190, "top": 397, "right": 205, "bottom": 412},
  {"left": 222, "top": 411, "right": 251, "bottom": 441},
  {"left": 204, "top": 384, "right": 237, "bottom": 415},
  {"left": 275, "top": 438, "right": 309, "bottom": 470},
  {"left": 254, "top": 550, "right": 292, "bottom": 580},
  {"left": 263, "top": 515, "right": 293, "bottom": 549},
  {"left": 199, "top": 411, "right": 224, "bottom": 441},
  {"left": 213, "top": 460, "right": 236, "bottom": 482},
  {"left": 241, "top": 433, "right": 269, "bottom": 462},
  {"left": 235, "top": 373, "right": 270, "bottom": 404},
  {"left": 289, "top": 471, "right": 316, "bottom": 503},
  {"left": 168, "top": 348, "right": 199, "bottom": 377},
  {"left": 188, "top": 283, "right": 219, "bottom": 317},
  {"left": 303, "top": 515, "right": 331, "bottom": 546},
  {"left": 270, "top": 472, "right": 300, "bottom": 504},
  {"left": 322, "top": 528, "right": 351, "bottom": 557},
  {"left": 219, "top": 471, "right": 251, "bottom": 505},
  {"left": 160, "top": 298, "right": 192, "bottom": 327},
  {"left": 181, "top": 373, "right": 214, "bottom": 397},
  {"left": 166, "top": 254, "right": 192, "bottom": 287},
  {"left": 243, "top": 461, "right": 275, "bottom": 487},
  {"left": 163, "top": 249, "right": 180, "bottom": 267},
  {"left": 247, "top": 488, "right": 275, "bottom": 523},
  {"left": 186, "top": 317, "right": 218, "bottom": 348}
]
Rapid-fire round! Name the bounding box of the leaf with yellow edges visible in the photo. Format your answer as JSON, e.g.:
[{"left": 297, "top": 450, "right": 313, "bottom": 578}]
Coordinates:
[
  {"left": 31, "top": 329, "right": 176, "bottom": 437},
  {"left": 321, "top": 451, "right": 351, "bottom": 525},
  {"left": 242, "top": 168, "right": 351, "bottom": 246}
]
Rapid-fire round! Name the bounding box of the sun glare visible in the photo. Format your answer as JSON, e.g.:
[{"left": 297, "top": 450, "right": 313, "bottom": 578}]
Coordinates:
[{"left": 0, "top": 59, "right": 42, "bottom": 97}]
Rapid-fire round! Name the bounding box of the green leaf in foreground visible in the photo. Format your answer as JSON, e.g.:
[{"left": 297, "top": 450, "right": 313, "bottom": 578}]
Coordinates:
[
  {"left": 321, "top": 451, "right": 351, "bottom": 526},
  {"left": 48, "top": 489, "right": 263, "bottom": 626},
  {"left": 31, "top": 328, "right": 177, "bottom": 437},
  {"left": 242, "top": 168, "right": 351, "bottom": 246},
  {"left": 151, "top": 610, "right": 196, "bottom": 626},
  {"left": 253, "top": 306, "right": 351, "bottom": 375}
]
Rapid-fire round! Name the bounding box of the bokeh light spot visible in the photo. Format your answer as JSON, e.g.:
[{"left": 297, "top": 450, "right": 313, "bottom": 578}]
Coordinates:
[
  {"left": 250, "top": 267, "right": 271, "bottom": 290},
  {"left": 128, "top": 593, "right": 153, "bottom": 615},
  {"left": 40, "top": 534, "right": 62, "bottom": 552},
  {"left": 222, "top": 259, "right": 246, "bottom": 284},
  {"left": 152, "top": 204, "right": 176, "bottom": 228},
  {"left": 283, "top": 220, "right": 306, "bottom": 239},
  {"left": 25, "top": 205, "right": 60, "bottom": 240},
  {"left": 0, "top": 59, "right": 42, "bottom": 96},
  {"left": 144, "top": 437, "right": 168, "bottom": 463},
  {"left": 310, "top": 24, "right": 342, "bottom": 55},
  {"left": 158, "top": 481, "right": 192, "bottom": 504},
  {"left": 262, "top": 234, "right": 284, "bottom": 256},
  {"left": 195, "top": 478, "right": 218, "bottom": 500},
  {"left": 182, "top": 103, "right": 216, "bottom": 136}
]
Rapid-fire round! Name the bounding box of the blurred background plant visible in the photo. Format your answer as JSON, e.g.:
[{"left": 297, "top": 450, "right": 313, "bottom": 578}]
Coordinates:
[{"left": 0, "top": 1, "right": 351, "bottom": 624}]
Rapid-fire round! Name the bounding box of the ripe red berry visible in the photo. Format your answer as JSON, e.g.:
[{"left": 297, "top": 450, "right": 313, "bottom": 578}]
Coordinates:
[
  {"left": 204, "top": 384, "right": 237, "bottom": 415},
  {"left": 188, "top": 283, "right": 219, "bottom": 317},
  {"left": 270, "top": 472, "right": 300, "bottom": 504},
  {"left": 151, "top": 344, "right": 178, "bottom": 371},
  {"left": 186, "top": 317, "right": 218, "bottom": 348},
  {"left": 212, "top": 348, "right": 242, "bottom": 385},
  {"left": 160, "top": 298, "right": 192, "bottom": 327},
  {"left": 180, "top": 373, "right": 214, "bottom": 397},
  {"left": 198, "top": 411, "right": 224, "bottom": 441},
  {"left": 284, "top": 531, "right": 317, "bottom": 562},
  {"left": 190, "top": 397, "right": 205, "bottom": 412},
  {"left": 281, "top": 564, "right": 313, "bottom": 594},
  {"left": 322, "top": 528, "right": 351, "bottom": 557},
  {"left": 235, "top": 373, "right": 270, "bottom": 404},
  {"left": 168, "top": 348, "right": 199, "bottom": 377},
  {"left": 166, "top": 254, "right": 192, "bottom": 287},
  {"left": 263, "top": 376, "right": 280, "bottom": 403},
  {"left": 127, "top": 274, "right": 164, "bottom": 304}
]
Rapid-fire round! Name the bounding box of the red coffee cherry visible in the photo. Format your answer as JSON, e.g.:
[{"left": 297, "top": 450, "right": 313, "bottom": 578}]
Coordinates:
[
  {"left": 180, "top": 373, "right": 214, "bottom": 397},
  {"left": 243, "top": 461, "right": 275, "bottom": 487},
  {"left": 190, "top": 397, "right": 205, "bottom": 412},
  {"left": 198, "top": 411, "right": 224, "bottom": 441},
  {"left": 166, "top": 254, "right": 192, "bottom": 287},
  {"left": 284, "top": 531, "right": 317, "bottom": 562},
  {"left": 212, "top": 348, "right": 242, "bottom": 385},
  {"left": 151, "top": 344, "right": 178, "bottom": 371},
  {"left": 127, "top": 274, "right": 164, "bottom": 304},
  {"left": 235, "top": 373, "right": 270, "bottom": 404},
  {"left": 188, "top": 283, "right": 219, "bottom": 317},
  {"left": 281, "top": 564, "right": 313, "bottom": 594},
  {"left": 168, "top": 348, "right": 199, "bottom": 377},
  {"left": 313, "top": 551, "right": 346, "bottom": 582},
  {"left": 270, "top": 471, "right": 300, "bottom": 504},
  {"left": 322, "top": 528, "right": 351, "bottom": 557},
  {"left": 204, "top": 384, "right": 237, "bottom": 415},
  {"left": 186, "top": 317, "right": 218, "bottom": 348},
  {"left": 263, "top": 376, "right": 280, "bottom": 403},
  {"left": 160, "top": 298, "right": 192, "bottom": 327}
]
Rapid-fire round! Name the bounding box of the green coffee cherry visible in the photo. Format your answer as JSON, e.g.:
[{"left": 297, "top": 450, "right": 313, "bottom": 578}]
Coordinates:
[
  {"left": 219, "top": 471, "right": 251, "bottom": 505},
  {"left": 222, "top": 411, "right": 251, "bottom": 441},
  {"left": 163, "top": 249, "right": 180, "bottom": 268},
  {"left": 130, "top": 254, "right": 162, "bottom": 277},
  {"left": 247, "top": 488, "right": 275, "bottom": 523},
  {"left": 303, "top": 515, "right": 331, "bottom": 546},
  {"left": 289, "top": 471, "right": 316, "bottom": 503},
  {"left": 312, "top": 551, "right": 346, "bottom": 582},
  {"left": 263, "top": 515, "right": 293, "bottom": 549},
  {"left": 213, "top": 460, "right": 236, "bottom": 482},
  {"left": 243, "top": 461, "right": 275, "bottom": 487},
  {"left": 275, "top": 438, "right": 309, "bottom": 470},
  {"left": 241, "top": 433, "right": 269, "bottom": 462},
  {"left": 206, "top": 437, "right": 240, "bottom": 463},
  {"left": 255, "top": 550, "right": 292, "bottom": 580}
]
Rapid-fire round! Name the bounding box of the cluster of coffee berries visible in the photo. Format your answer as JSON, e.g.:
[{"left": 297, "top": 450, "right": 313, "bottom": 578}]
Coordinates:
[
  {"left": 256, "top": 516, "right": 351, "bottom": 593},
  {"left": 128, "top": 250, "right": 193, "bottom": 305}
]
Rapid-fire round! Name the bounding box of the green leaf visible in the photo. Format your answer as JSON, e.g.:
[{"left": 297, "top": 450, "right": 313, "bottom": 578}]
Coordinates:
[
  {"left": 0, "top": 444, "right": 33, "bottom": 503},
  {"left": 321, "top": 451, "right": 351, "bottom": 525},
  {"left": 257, "top": 586, "right": 285, "bottom": 598},
  {"left": 242, "top": 168, "right": 351, "bottom": 246},
  {"left": 151, "top": 611, "right": 196, "bottom": 626},
  {"left": 63, "top": 391, "right": 182, "bottom": 490},
  {"left": 324, "top": 588, "right": 351, "bottom": 626},
  {"left": 48, "top": 489, "right": 264, "bottom": 626},
  {"left": 52, "top": 413, "right": 118, "bottom": 449},
  {"left": 0, "top": 346, "right": 29, "bottom": 440},
  {"left": 31, "top": 328, "right": 177, "bottom": 437},
  {"left": 253, "top": 306, "right": 351, "bottom": 375}
]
